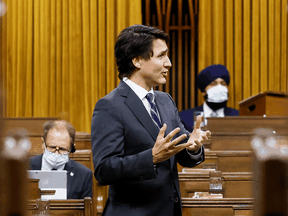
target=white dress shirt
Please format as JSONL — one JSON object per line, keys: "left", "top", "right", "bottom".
{"left": 203, "top": 102, "right": 225, "bottom": 118}
{"left": 123, "top": 77, "right": 162, "bottom": 123}
{"left": 203, "top": 101, "right": 224, "bottom": 125}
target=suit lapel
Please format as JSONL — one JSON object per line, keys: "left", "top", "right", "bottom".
{"left": 64, "top": 159, "right": 74, "bottom": 199}
{"left": 119, "top": 81, "right": 159, "bottom": 141}
{"left": 154, "top": 92, "right": 170, "bottom": 136}
{"left": 30, "top": 154, "right": 43, "bottom": 170}
{"left": 154, "top": 92, "right": 175, "bottom": 169}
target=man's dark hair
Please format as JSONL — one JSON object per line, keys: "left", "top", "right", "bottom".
{"left": 42, "top": 120, "right": 76, "bottom": 151}
{"left": 115, "top": 25, "right": 169, "bottom": 79}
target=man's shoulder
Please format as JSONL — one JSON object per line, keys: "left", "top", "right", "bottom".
{"left": 154, "top": 90, "right": 171, "bottom": 100}
{"left": 29, "top": 154, "right": 43, "bottom": 170}
{"left": 68, "top": 159, "right": 92, "bottom": 174}
{"left": 96, "top": 81, "right": 127, "bottom": 104}
{"left": 30, "top": 154, "right": 43, "bottom": 164}
{"left": 179, "top": 105, "right": 204, "bottom": 115}
{"left": 225, "top": 107, "right": 239, "bottom": 116}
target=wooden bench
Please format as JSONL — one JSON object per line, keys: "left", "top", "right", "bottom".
{"left": 27, "top": 198, "right": 93, "bottom": 216}
{"left": 182, "top": 198, "right": 254, "bottom": 216}
{"left": 179, "top": 172, "right": 253, "bottom": 198}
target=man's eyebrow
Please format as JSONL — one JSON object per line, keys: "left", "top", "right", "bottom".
{"left": 158, "top": 48, "right": 169, "bottom": 55}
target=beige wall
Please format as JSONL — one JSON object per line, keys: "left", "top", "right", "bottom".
{"left": 1, "top": 0, "right": 142, "bottom": 132}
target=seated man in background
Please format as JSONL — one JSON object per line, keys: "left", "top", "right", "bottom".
{"left": 179, "top": 64, "right": 239, "bottom": 132}
{"left": 30, "top": 120, "right": 92, "bottom": 199}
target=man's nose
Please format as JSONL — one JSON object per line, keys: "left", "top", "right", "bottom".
{"left": 54, "top": 151, "right": 60, "bottom": 155}
{"left": 164, "top": 57, "right": 172, "bottom": 68}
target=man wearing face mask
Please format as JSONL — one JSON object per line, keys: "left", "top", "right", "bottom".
{"left": 179, "top": 64, "right": 239, "bottom": 132}
{"left": 29, "top": 120, "right": 92, "bottom": 199}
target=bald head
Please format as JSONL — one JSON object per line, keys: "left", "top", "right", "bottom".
{"left": 42, "top": 120, "right": 75, "bottom": 149}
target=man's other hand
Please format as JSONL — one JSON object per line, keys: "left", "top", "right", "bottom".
{"left": 152, "top": 124, "right": 192, "bottom": 164}
{"left": 186, "top": 115, "right": 211, "bottom": 152}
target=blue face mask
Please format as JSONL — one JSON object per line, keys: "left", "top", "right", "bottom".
{"left": 43, "top": 146, "right": 69, "bottom": 170}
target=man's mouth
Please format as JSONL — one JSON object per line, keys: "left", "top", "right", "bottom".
{"left": 162, "top": 71, "right": 168, "bottom": 76}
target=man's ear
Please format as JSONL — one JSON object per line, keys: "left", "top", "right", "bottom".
{"left": 41, "top": 137, "right": 45, "bottom": 151}
{"left": 132, "top": 57, "right": 141, "bottom": 69}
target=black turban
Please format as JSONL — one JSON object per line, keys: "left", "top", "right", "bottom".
{"left": 197, "top": 64, "right": 230, "bottom": 92}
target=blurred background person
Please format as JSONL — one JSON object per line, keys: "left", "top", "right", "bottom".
{"left": 29, "top": 120, "right": 92, "bottom": 199}
{"left": 179, "top": 64, "right": 239, "bottom": 132}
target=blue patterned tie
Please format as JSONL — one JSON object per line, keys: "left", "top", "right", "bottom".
{"left": 146, "top": 93, "right": 162, "bottom": 130}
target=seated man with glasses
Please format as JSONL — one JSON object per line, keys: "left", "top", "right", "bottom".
{"left": 30, "top": 120, "right": 92, "bottom": 199}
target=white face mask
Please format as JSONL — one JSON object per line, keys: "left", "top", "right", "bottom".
{"left": 43, "top": 146, "right": 69, "bottom": 170}
{"left": 206, "top": 84, "right": 228, "bottom": 103}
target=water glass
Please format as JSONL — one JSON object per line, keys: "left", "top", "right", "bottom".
{"left": 208, "top": 171, "right": 223, "bottom": 194}
{"left": 36, "top": 198, "right": 50, "bottom": 216}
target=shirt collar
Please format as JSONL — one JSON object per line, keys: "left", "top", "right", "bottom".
{"left": 203, "top": 101, "right": 225, "bottom": 117}
{"left": 123, "top": 77, "right": 154, "bottom": 100}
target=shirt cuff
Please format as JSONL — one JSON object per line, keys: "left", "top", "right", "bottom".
{"left": 186, "top": 147, "right": 202, "bottom": 160}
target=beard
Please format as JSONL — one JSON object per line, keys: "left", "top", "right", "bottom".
{"left": 204, "top": 94, "right": 228, "bottom": 111}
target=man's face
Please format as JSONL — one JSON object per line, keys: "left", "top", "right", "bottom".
{"left": 136, "top": 39, "right": 172, "bottom": 91}
{"left": 202, "top": 78, "right": 227, "bottom": 96}
{"left": 43, "top": 129, "right": 71, "bottom": 155}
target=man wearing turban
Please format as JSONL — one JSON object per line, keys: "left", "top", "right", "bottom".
{"left": 179, "top": 64, "right": 239, "bottom": 132}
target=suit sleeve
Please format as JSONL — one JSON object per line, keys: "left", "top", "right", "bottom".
{"left": 165, "top": 93, "right": 205, "bottom": 167}
{"left": 91, "top": 98, "right": 157, "bottom": 186}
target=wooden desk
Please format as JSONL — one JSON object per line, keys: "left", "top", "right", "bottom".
{"left": 239, "top": 91, "right": 288, "bottom": 116}
{"left": 178, "top": 150, "right": 254, "bottom": 172}
{"left": 182, "top": 198, "right": 254, "bottom": 216}
{"left": 179, "top": 172, "right": 253, "bottom": 198}
{"left": 27, "top": 198, "right": 93, "bottom": 216}
{"left": 28, "top": 179, "right": 40, "bottom": 200}
{"left": 210, "top": 132, "right": 288, "bottom": 150}
{"left": 207, "top": 116, "right": 288, "bottom": 134}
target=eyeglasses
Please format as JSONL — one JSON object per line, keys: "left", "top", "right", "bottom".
{"left": 46, "top": 145, "right": 70, "bottom": 155}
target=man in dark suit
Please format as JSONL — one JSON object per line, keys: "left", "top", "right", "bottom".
{"left": 179, "top": 64, "right": 239, "bottom": 132}
{"left": 30, "top": 120, "right": 92, "bottom": 199}
{"left": 91, "top": 25, "right": 210, "bottom": 216}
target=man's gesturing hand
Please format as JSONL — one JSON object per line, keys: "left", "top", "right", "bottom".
{"left": 152, "top": 124, "right": 192, "bottom": 164}
{"left": 186, "top": 115, "right": 211, "bottom": 152}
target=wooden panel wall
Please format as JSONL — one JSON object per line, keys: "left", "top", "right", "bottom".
{"left": 1, "top": 0, "right": 142, "bottom": 132}
{"left": 143, "top": 0, "right": 198, "bottom": 110}
{"left": 198, "top": 0, "right": 288, "bottom": 109}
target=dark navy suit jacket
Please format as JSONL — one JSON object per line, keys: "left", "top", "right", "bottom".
{"left": 179, "top": 105, "right": 239, "bottom": 132}
{"left": 91, "top": 80, "right": 205, "bottom": 216}
{"left": 30, "top": 154, "right": 92, "bottom": 199}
